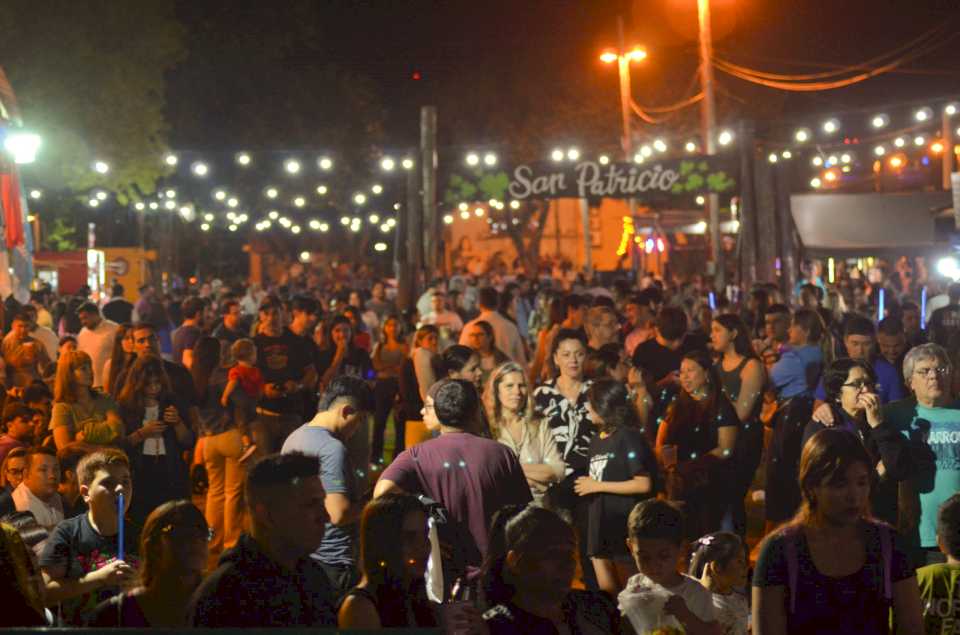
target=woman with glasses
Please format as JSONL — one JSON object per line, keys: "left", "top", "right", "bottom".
{"left": 803, "top": 358, "right": 915, "bottom": 528}
{"left": 0, "top": 447, "right": 27, "bottom": 493}
{"left": 87, "top": 500, "right": 210, "bottom": 627}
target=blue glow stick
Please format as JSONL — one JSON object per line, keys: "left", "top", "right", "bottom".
{"left": 117, "top": 491, "right": 125, "bottom": 561}
{"left": 708, "top": 291, "right": 716, "bottom": 311}
{"left": 877, "top": 288, "right": 885, "bottom": 322}
{"left": 921, "top": 286, "right": 927, "bottom": 330}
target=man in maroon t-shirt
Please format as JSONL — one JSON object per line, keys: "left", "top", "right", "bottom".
{"left": 375, "top": 379, "right": 531, "bottom": 582}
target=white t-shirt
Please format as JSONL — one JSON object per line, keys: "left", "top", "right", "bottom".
{"left": 77, "top": 319, "right": 119, "bottom": 388}
{"left": 712, "top": 591, "right": 749, "bottom": 635}
{"left": 619, "top": 573, "right": 716, "bottom": 633}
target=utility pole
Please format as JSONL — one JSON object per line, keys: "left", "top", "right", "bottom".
{"left": 697, "top": 0, "right": 723, "bottom": 288}
{"left": 943, "top": 108, "right": 954, "bottom": 191}
{"left": 615, "top": 16, "right": 640, "bottom": 276}
{"left": 421, "top": 106, "right": 438, "bottom": 277}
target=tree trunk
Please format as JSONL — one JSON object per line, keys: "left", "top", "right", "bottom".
{"left": 506, "top": 199, "right": 550, "bottom": 276}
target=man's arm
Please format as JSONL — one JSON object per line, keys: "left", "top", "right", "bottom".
{"left": 373, "top": 477, "right": 405, "bottom": 498}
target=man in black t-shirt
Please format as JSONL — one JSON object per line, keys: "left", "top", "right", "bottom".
{"left": 40, "top": 449, "right": 137, "bottom": 625}
{"left": 254, "top": 298, "right": 316, "bottom": 420}
{"left": 632, "top": 307, "right": 688, "bottom": 386}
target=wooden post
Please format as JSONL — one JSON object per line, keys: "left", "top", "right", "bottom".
{"left": 737, "top": 120, "right": 758, "bottom": 289}
{"left": 421, "top": 107, "right": 438, "bottom": 276}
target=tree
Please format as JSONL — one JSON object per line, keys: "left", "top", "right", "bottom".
{"left": 0, "top": 1, "right": 187, "bottom": 204}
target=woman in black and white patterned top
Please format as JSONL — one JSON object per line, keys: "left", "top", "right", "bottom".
{"left": 532, "top": 329, "right": 596, "bottom": 500}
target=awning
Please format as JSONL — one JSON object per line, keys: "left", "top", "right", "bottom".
{"left": 791, "top": 191, "right": 952, "bottom": 256}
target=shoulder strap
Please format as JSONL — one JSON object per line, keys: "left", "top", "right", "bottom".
{"left": 781, "top": 525, "right": 801, "bottom": 614}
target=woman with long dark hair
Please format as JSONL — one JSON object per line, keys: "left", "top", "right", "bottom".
{"left": 117, "top": 355, "right": 193, "bottom": 525}
{"left": 711, "top": 314, "right": 765, "bottom": 537}
{"left": 441, "top": 344, "right": 483, "bottom": 391}
{"left": 482, "top": 505, "right": 620, "bottom": 634}
{"left": 87, "top": 500, "right": 209, "bottom": 627}
{"left": 337, "top": 494, "right": 436, "bottom": 629}
{"left": 752, "top": 428, "right": 922, "bottom": 634}
{"left": 317, "top": 314, "right": 374, "bottom": 391}
{"left": 370, "top": 316, "right": 409, "bottom": 466}
{"left": 656, "top": 349, "right": 740, "bottom": 538}
{"left": 103, "top": 323, "right": 135, "bottom": 398}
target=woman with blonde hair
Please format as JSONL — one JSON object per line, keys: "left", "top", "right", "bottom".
{"left": 485, "top": 361, "right": 564, "bottom": 505}
{"left": 50, "top": 350, "right": 124, "bottom": 450}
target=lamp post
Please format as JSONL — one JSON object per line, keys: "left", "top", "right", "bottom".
{"left": 697, "top": 0, "right": 723, "bottom": 288}
{"left": 601, "top": 17, "right": 646, "bottom": 276}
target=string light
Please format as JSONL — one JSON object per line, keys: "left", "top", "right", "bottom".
{"left": 354, "top": 193, "right": 367, "bottom": 205}
{"left": 381, "top": 157, "right": 395, "bottom": 171}
{"left": 318, "top": 157, "right": 334, "bottom": 171}
{"left": 795, "top": 128, "right": 811, "bottom": 143}
{"left": 871, "top": 114, "right": 889, "bottom": 129}
{"left": 444, "top": 214, "right": 454, "bottom": 224}
{"left": 465, "top": 153, "right": 480, "bottom": 167}
{"left": 316, "top": 185, "right": 328, "bottom": 196}
{"left": 201, "top": 223, "right": 210, "bottom": 231}
{"left": 894, "top": 137, "right": 906, "bottom": 148}
{"left": 401, "top": 158, "right": 414, "bottom": 170}
{"left": 510, "top": 200, "right": 520, "bottom": 210}
{"left": 203, "top": 213, "right": 215, "bottom": 222}
{"left": 567, "top": 147, "right": 581, "bottom": 161}
{"left": 822, "top": 118, "right": 840, "bottom": 134}
{"left": 227, "top": 197, "right": 239, "bottom": 208}
{"left": 811, "top": 156, "right": 823, "bottom": 166}
{"left": 653, "top": 139, "right": 668, "bottom": 153}
{"left": 550, "top": 149, "right": 564, "bottom": 162}
{"left": 915, "top": 107, "right": 933, "bottom": 122}
{"left": 191, "top": 162, "right": 209, "bottom": 177}
{"left": 268, "top": 210, "right": 279, "bottom": 220}
{"left": 309, "top": 219, "right": 321, "bottom": 230}
{"left": 685, "top": 140, "right": 698, "bottom": 153}
{"left": 265, "top": 187, "right": 278, "bottom": 199}
{"left": 293, "top": 196, "right": 306, "bottom": 207}
{"left": 718, "top": 129, "right": 734, "bottom": 146}
{"left": 236, "top": 152, "right": 251, "bottom": 166}
{"left": 291, "top": 225, "right": 301, "bottom": 234}
{"left": 213, "top": 189, "right": 227, "bottom": 201}
{"left": 598, "top": 154, "right": 610, "bottom": 165}
{"left": 284, "top": 159, "right": 301, "bottom": 174}
{"left": 371, "top": 184, "right": 383, "bottom": 195}
{"left": 164, "top": 154, "right": 178, "bottom": 166}
{"left": 374, "top": 242, "right": 388, "bottom": 252}
{"left": 483, "top": 152, "right": 498, "bottom": 166}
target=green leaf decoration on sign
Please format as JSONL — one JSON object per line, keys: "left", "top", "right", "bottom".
{"left": 684, "top": 173, "right": 705, "bottom": 191}
{"left": 477, "top": 172, "right": 510, "bottom": 199}
{"left": 706, "top": 171, "right": 736, "bottom": 193}
{"left": 679, "top": 161, "right": 695, "bottom": 176}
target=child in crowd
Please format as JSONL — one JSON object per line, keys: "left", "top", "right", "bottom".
{"left": 688, "top": 532, "right": 749, "bottom": 635}
{"left": 919, "top": 493, "right": 960, "bottom": 634}
{"left": 619, "top": 499, "right": 719, "bottom": 635}
{"left": 575, "top": 378, "right": 658, "bottom": 595}
{"left": 220, "top": 339, "right": 263, "bottom": 459}
{"left": 39, "top": 448, "right": 138, "bottom": 625}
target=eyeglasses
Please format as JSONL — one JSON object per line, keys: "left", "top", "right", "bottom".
{"left": 842, "top": 380, "right": 875, "bottom": 391}
{"left": 913, "top": 367, "right": 950, "bottom": 378}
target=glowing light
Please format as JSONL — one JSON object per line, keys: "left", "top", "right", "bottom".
{"left": 380, "top": 223, "right": 390, "bottom": 233}
{"left": 300, "top": 251, "right": 310, "bottom": 262}
{"left": 381, "top": 157, "right": 395, "bottom": 171}
{"left": 88, "top": 199, "right": 100, "bottom": 208}
{"left": 265, "top": 187, "right": 278, "bottom": 199}
{"left": 889, "top": 156, "right": 904, "bottom": 168}
{"left": 319, "top": 223, "right": 329, "bottom": 232}
{"left": 947, "top": 104, "right": 958, "bottom": 116}
{"left": 371, "top": 184, "right": 383, "bottom": 195}
{"left": 214, "top": 189, "right": 227, "bottom": 201}
{"left": 915, "top": 107, "right": 933, "bottom": 122}
{"left": 164, "top": 188, "right": 176, "bottom": 199}
{"left": 483, "top": 152, "right": 497, "bottom": 166}
{"left": 781, "top": 150, "right": 792, "bottom": 159}
{"left": 279, "top": 217, "right": 292, "bottom": 228}
{"left": 718, "top": 129, "right": 734, "bottom": 146}
{"left": 932, "top": 141, "right": 945, "bottom": 154}
{"left": 228, "top": 224, "right": 238, "bottom": 232}
{"left": 685, "top": 141, "right": 698, "bottom": 153}
{"left": 465, "top": 153, "right": 480, "bottom": 166}
{"left": 135, "top": 202, "right": 145, "bottom": 211}
{"left": 164, "top": 200, "right": 176, "bottom": 210}
{"left": 191, "top": 162, "right": 209, "bottom": 177}
{"left": 510, "top": 200, "right": 520, "bottom": 210}
{"left": 598, "top": 154, "right": 610, "bottom": 165}
{"left": 794, "top": 128, "right": 811, "bottom": 143}
{"left": 316, "top": 185, "right": 328, "bottom": 196}
{"left": 567, "top": 147, "right": 580, "bottom": 161}
{"left": 633, "top": 153, "right": 644, "bottom": 164}
{"left": 227, "top": 197, "right": 239, "bottom": 208}
{"left": 201, "top": 223, "right": 210, "bottom": 231}
{"left": 768, "top": 153, "right": 778, "bottom": 163}
{"left": 164, "top": 153, "right": 178, "bottom": 166}
{"left": 443, "top": 214, "right": 454, "bottom": 224}
{"left": 822, "top": 118, "right": 839, "bottom": 134}
{"left": 318, "top": 157, "right": 333, "bottom": 171}
{"left": 369, "top": 213, "right": 380, "bottom": 224}
{"left": 600, "top": 50, "right": 618, "bottom": 64}
{"left": 914, "top": 135, "right": 926, "bottom": 146}
{"left": 236, "top": 152, "right": 251, "bottom": 166}
{"left": 29, "top": 189, "right": 41, "bottom": 200}
{"left": 284, "top": 158, "right": 301, "bottom": 174}
{"left": 374, "top": 242, "right": 388, "bottom": 252}
{"left": 204, "top": 213, "right": 215, "bottom": 222}
{"left": 4, "top": 132, "right": 41, "bottom": 164}
{"left": 474, "top": 207, "right": 484, "bottom": 217}
{"left": 874, "top": 145, "right": 886, "bottom": 156}
{"left": 353, "top": 193, "right": 367, "bottom": 205}
{"left": 293, "top": 196, "right": 306, "bottom": 207}
{"left": 401, "top": 158, "right": 414, "bottom": 170}
{"left": 840, "top": 153, "right": 852, "bottom": 164}
{"left": 149, "top": 202, "right": 159, "bottom": 210}
{"left": 460, "top": 210, "right": 470, "bottom": 220}
{"left": 93, "top": 160, "right": 110, "bottom": 174}
{"left": 871, "top": 114, "right": 888, "bottom": 129}
{"left": 653, "top": 139, "right": 667, "bottom": 153}
{"left": 810, "top": 177, "right": 822, "bottom": 188}
{"left": 96, "top": 191, "right": 108, "bottom": 201}
{"left": 695, "top": 195, "right": 706, "bottom": 205}
{"left": 291, "top": 225, "right": 301, "bottom": 234}
{"left": 640, "top": 145, "right": 653, "bottom": 158}
{"left": 268, "top": 210, "right": 279, "bottom": 220}
{"left": 826, "top": 155, "right": 838, "bottom": 167}
{"left": 340, "top": 216, "right": 350, "bottom": 225}
{"left": 824, "top": 169, "right": 838, "bottom": 182}
{"left": 550, "top": 148, "right": 564, "bottom": 162}
{"left": 811, "top": 156, "right": 823, "bottom": 166}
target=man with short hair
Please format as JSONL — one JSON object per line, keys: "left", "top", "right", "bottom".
{"left": 375, "top": 379, "right": 531, "bottom": 587}
{"left": 76, "top": 302, "right": 119, "bottom": 388}
{"left": 0, "top": 446, "right": 64, "bottom": 530}
{"left": 212, "top": 299, "right": 246, "bottom": 360}
{"left": 188, "top": 452, "right": 337, "bottom": 627}
{"left": 421, "top": 290, "right": 464, "bottom": 349}
{"left": 19, "top": 304, "right": 59, "bottom": 360}
{"left": 878, "top": 316, "right": 908, "bottom": 394}
{"left": 172, "top": 297, "right": 206, "bottom": 368}
{"left": 281, "top": 376, "right": 375, "bottom": 596}
{"left": 585, "top": 305, "right": 620, "bottom": 351}
{"left": 0, "top": 403, "right": 35, "bottom": 466}
{"left": 754, "top": 303, "right": 791, "bottom": 367}
{"left": 119, "top": 323, "right": 200, "bottom": 427}
{"left": 2, "top": 311, "right": 52, "bottom": 389}
{"left": 39, "top": 448, "right": 136, "bottom": 624}
{"left": 102, "top": 284, "right": 133, "bottom": 325}
{"left": 901, "top": 300, "right": 926, "bottom": 349}
{"left": 631, "top": 307, "right": 688, "bottom": 385}
{"left": 459, "top": 287, "right": 527, "bottom": 365}
{"left": 623, "top": 294, "right": 655, "bottom": 356}
{"left": 365, "top": 280, "right": 395, "bottom": 320}
{"left": 254, "top": 298, "right": 317, "bottom": 421}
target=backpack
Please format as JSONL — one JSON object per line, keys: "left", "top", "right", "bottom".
{"left": 781, "top": 521, "right": 893, "bottom": 613}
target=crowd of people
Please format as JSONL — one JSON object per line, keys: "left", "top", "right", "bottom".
{"left": 0, "top": 263, "right": 959, "bottom": 633}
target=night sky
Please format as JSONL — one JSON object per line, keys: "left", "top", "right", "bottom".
{"left": 166, "top": 0, "right": 960, "bottom": 154}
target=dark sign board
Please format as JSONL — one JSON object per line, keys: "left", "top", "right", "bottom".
{"left": 507, "top": 157, "right": 738, "bottom": 203}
